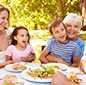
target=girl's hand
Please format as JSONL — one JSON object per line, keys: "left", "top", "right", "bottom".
{"left": 21, "top": 57, "right": 27, "bottom": 62}
{"left": 21, "top": 53, "right": 35, "bottom": 62}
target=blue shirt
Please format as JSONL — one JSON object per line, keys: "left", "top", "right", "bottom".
{"left": 74, "top": 38, "right": 85, "bottom": 58}
{"left": 46, "top": 37, "right": 80, "bottom": 63}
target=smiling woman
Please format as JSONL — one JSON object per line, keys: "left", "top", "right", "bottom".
{"left": 51, "top": 13, "right": 85, "bottom": 85}
{"left": 0, "top": 5, "right": 13, "bottom": 68}
{"left": 0, "top": 6, "right": 10, "bottom": 51}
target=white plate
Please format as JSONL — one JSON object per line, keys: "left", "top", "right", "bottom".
{"left": 21, "top": 70, "right": 51, "bottom": 83}
{"left": 2, "top": 75, "right": 26, "bottom": 85}
{"left": 5, "top": 63, "right": 27, "bottom": 73}
{"left": 77, "top": 74, "right": 86, "bottom": 81}
{"left": 43, "top": 63, "right": 69, "bottom": 71}
{"left": 67, "top": 67, "right": 81, "bottom": 74}
{"left": 25, "top": 63, "right": 41, "bottom": 68}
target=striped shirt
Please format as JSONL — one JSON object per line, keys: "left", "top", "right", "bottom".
{"left": 46, "top": 37, "right": 80, "bottom": 63}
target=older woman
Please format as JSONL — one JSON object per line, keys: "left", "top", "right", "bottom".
{"left": 40, "top": 13, "right": 84, "bottom": 67}
{"left": 51, "top": 13, "right": 85, "bottom": 85}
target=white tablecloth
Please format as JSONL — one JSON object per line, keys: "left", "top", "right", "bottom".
{"left": 0, "top": 63, "right": 86, "bottom": 85}
{"left": 0, "top": 64, "right": 51, "bottom": 85}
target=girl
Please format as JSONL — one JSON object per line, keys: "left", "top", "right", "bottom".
{"left": 5, "top": 26, "right": 35, "bottom": 63}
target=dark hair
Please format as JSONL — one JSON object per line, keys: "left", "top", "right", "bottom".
{"left": 48, "top": 17, "right": 66, "bottom": 34}
{"left": 0, "top": 7, "right": 10, "bottom": 29}
{"left": 11, "top": 26, "right": 30, "bottom": 45}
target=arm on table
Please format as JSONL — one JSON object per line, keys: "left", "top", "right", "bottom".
{"left": 71, "top": 56, "right": 80, "bottom": 67}
{"left": 46, "top": 54, "right": 69, "bottom": 65}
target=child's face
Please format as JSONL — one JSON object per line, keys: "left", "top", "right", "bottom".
{"left": 52, "top": 23, "right": 67, "bottom": 43}
{"left": 14, "top": 29, "right": 29, "bottom": 48}
{"left": 0, "top": 10, "right": 9, "bottom": 28}
{"left": 65, "top": 21, "right": 79, "bottom": 40}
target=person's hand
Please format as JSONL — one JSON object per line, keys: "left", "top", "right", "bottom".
{"left": 6, "top": 60, "right": 14, "bottom": 65}
{"left": 21, "top": 55, "right": 35, "bottom": 62}
{"left": 39, "top": 57, "right": 48, "bottom": 64}
{"left": 21, "top": 57, "right": 27, "bottom": 62}
{"left": 56, "top": 57, "right": 69, "bottom": 66}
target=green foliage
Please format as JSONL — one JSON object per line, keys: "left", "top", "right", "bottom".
{"left": 0, "top": 0, "right": 80, "bottom": 29}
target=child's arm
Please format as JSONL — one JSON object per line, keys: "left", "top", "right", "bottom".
{"left": 46, "top": 54, "right": 69, "bottom": 65}
{"left": 21, "top": 53, "right": 35, "bottom": 62}
{"left": 39, "top": 47, "right": 49, "bottom": 64}
{"left": 71, "top": 56, "right": 80, "bottom": 67}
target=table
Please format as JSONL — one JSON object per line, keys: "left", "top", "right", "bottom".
{"left": 0, "top": 63, "right": 51, "bottom": 85}
{"left": 0, "top": 63, "right": 86, "bottom": 85}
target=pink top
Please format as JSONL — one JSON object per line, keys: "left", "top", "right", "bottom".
{"left": 5, "top": 44, "right": 35, "bottom": 62}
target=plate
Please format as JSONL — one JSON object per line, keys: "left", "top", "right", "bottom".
{"left": 77, "top": 74, "right": 86, "bottom": 81}
{"left": 5, "top": 63, "right": 27, "bottom": 72}
{"left": 43, "top": 63, "right": 69, "bottom": 71}
{"left": 21, "top": 70, "right": 51, "bottom": 83}
{"left": 25, "top": 63, "right": 41, "bottom": 68}
{"left": 67, "top": 67, "right": 81, "bottom": 74}
{"left": 1, "top": 74, "right": 25, "bottom": 85}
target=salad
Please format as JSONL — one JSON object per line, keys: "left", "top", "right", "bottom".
{"left": 27, "top": 65, "right": 58, "bottom": 79}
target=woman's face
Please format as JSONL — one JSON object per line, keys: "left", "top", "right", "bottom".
{"left": 0, "top": 10, "right": 9, "bottom": 28}
{"left": 65, "top": 21, "right": 79, "bottom": 40}
{"left": 14, "top": 29, "right": 29, "bottom": 48}
{"left": 52, "top": 23, "right": 67, "bottom": 43}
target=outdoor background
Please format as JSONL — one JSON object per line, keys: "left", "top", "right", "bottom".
{"left": 0, "top": 0, "right": 86, "bottom": 63}
{"left": 0, "top": 0, "right": 81, "bottom": 29}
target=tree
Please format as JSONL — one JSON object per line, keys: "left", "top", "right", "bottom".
{"left": 0, "top": 0, "right": 80, "bottom": 29}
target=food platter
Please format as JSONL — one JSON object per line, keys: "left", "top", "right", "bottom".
{"left": 5, "top": 63, "right": 27, "bottom": 72}
{"left": 21, "top": 63, "right": 68, "bottom": 83}
{"left": 21, "top": 69, "right": 52, "bottom": 83}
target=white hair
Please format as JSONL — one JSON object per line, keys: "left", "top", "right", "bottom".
{"left": 63, "top": 13, "right": 82, "bottom": 31}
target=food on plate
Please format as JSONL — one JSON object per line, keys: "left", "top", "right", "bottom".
{"left": 2, "top": 75, "right": 24, "bottom": 85}
{"left": 12, "top": 63, "right": 27, "bottom": 71}
{"left": 44, "top": 63, "right": 68, "bottom": 71}
{"left": 27, "top": 65, "right": 57, "bottom": 79}
{"left": 67, "top": 72, "right": 81, "bottom": 84}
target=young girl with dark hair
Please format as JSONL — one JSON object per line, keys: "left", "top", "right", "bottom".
{"left": 5, "top": 26, "right": 35, "bottom": 63}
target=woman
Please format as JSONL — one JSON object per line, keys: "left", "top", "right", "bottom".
{"left": 51, "top": 13, "right": 84, "bottom": 85}
{"left": 40, "top": 13, "right": 84, "bottom": 67}
{"left": 0, "top": 5, "right": 12, "bottom": 68}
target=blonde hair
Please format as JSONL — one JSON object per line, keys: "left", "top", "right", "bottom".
{"left": 63, "top": 13, "right": 82, "bottom": 32}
